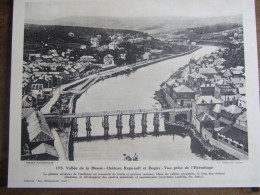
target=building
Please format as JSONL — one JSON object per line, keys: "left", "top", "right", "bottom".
{"left": 143, "top": 52, "right": 151, "bottom": 60}
{"left": 218, "top": 105, "right": 243, "bottom": 125}
{"left": 238, "top": 96, "right": 246, "bottom": 109}
{"left": 109, "top": 42, "right": 117, "bottom": 50}
{"left": 199, "top": 68, "right": 217, "bottom": 79}
{"left": 192, "top": 96, "right": 222, "bottom": 126}
{"left": 231, "top": 77, "right": 245, "bottom": 88}
{"left": 103, "top": 54, "right": 114, "bottom": 65}
{"left": 21, "top": 107, "right": 57, "bottom": 161}
{"left": 80, "top": 45, "right": 87, "bottom": 50}
{"left": 235, "top": 111, "right": 247, "bottom": 128}
{"left": 220, "top": 94, "right": 237, "bottom": 107}
{"left": 200, "top": 83, "right": 215, "bottom": 96}
{"left": 31, "top": 84, "right": 44, "bottom": 97}
{"left": 188, "top": 57, "right": 196, "bottom": 74}
{"left": 150, "top": 49, "right": 163, "bottom": 58}
{"left": 27, "top": 143, "right": 59, "bottom": 161}
{"left": 195, "top": 112, "right": 216, "bottom": 135}
{"left": 171, "top": 85, "right": 195, "bottom": 107}
{"left": 28, "top": 54, "right": 41, "bottom": 61}
{"left": 188, "top": 72, "right": 207, "bottom": 88}
{"left": 80, "top": 55, "right": 96, "bottom": 62}
{"left": 91, "top": 37, "right": 99, "bottom": 47}
{"left": 214, "top": 81, "right": 234, "bottom": 98}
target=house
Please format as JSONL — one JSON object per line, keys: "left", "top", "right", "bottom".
{"left": 188, "top": 72, "right": 207, "bottom": 89}
{"left": 238, "top": 96, "right": 246, "bottom": 109}
{"left": 69, "top": 68, "right": 79, "bottom": 78}
{"left": 103, "top": 54, "right": 114, "bottom": 65}
{"left": 212, "top": 104, "right": 222, "bottom": 119}
{"left": 68, "top": 32, "right": 74, "bottom": 37}
{"left": 43, "top": 88, "right": 53, "bottom": 98}
{"left": 143, "top": 52, "right": 151, "bottom": 60}
{"left": 150, "top": 49, "right": 163, "bottom": 58}
{"left": 231, "top": 77, "right": 245, "bottom": 87}
{"left": 27, "top": 143, "right": 59, "bottom": 161}
{"left": 222, "top": 70, "right": 232, "bottom": 78}
{"left": 231, "top": 70, "right": 244, "bottom": 78}
{"left": 200, "top": 83, "right": 215, "bottom": 96}
{"left": 91, "top": 37, "right": 99, "bottom": 47}
{"left": 195, "top": 112, "right": 216, "bottom": 135}
{"left": 238, "top": 87, "right": 246, "bottom": 95}
{"left": 60, "top": 70, "right": 70, "bottom": 82}
{"left": 213, "top": 58, "right": 226, "bottom": 66}
{"left": 109, "top": 42, "right": 117, "bottom": 50}
{"left": 22, "top": 110, "right": 55, "bottom": 151}
{"left": 28, "top": 54, "right": 41, "bottom": 61}
{"left": 188, "top": 57, "right": 197, "bottom": 74}
{"left": 31, "top": 84, "right": 44, "bottom": 97}
{"left": 171, "top": 85, "right": 195, "bottom": 107}
{"left": 214, "top": 74, "right": 223, "bottom": 82}
{"left": 235, "top": 111, "right": 247, "bottom": 128}
{"left": 34, "top": 75, "right": 53, "bottom": 88}
{"left": 199, "top": 68, "right": 217, "bottom": 79}
{"left": 219, "top": 105, "right": 243, "bottom": 124}
{"left": 80, "top": 55, "right": 96, "bottom": 62}
{"left": 80, "top": 45, "right": 87, "bottom": 50}
{"left": 191, "top": 42, "right": 197, "bottom": 46}
{"left": 214, "top": 80, "right": 234, "bottom": 98}
{"left": 215, "top": 65, "right": 225, "bottom": 72}
{"left": 220, "top": 94, "right": 237, "bottom": 106}
{"left": 192, "top": 96, "right": 222, "bottom": 126}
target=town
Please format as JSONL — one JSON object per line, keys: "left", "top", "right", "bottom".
{"left": 20, "top": 22, "right": 247, "bottom": 160}
{"left": 161, "top": 26, "right": 247, "bottom": 159}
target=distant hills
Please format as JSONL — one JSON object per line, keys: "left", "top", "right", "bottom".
{"left": 26, "top": 15, "right": 243, "bottom": 36}
{"left": 23, "top": 24, "right": 145, "bottom": 52}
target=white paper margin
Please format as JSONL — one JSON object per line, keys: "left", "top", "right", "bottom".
{"left": 8, "top": 0, "right": 260, "bottom": 188}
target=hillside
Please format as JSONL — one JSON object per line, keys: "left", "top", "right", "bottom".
{"left": 24, "top": 24, "right": 145, "bottom": 52}
{"left": 26, "top": 15, "right": 243, "bottom": 37}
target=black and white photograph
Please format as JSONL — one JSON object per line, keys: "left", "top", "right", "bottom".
{"left": 20, "top": 0, "right": 248, "bottom": 162}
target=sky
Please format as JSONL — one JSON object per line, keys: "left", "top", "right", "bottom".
{"left": 25, "top": 0, "right": 243, "bottom": 21}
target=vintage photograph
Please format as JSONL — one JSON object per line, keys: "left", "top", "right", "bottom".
{"left": 21, "top": 0, "right": 248, "bottom": 161}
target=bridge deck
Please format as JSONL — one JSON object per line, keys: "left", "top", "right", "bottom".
{"left": 44, "top": 108, "right": 191, "bottom": 118}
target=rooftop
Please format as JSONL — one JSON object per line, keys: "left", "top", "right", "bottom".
{"left": 236, "top": 111, "right": 247, "bottom": 122}
{"left": 26, "top": 111, "right": 54, "bottom": 143}
{"left": 213, "top": 104, "right": 222, "bottom": 113}
{"left": 224, "top": 105, "right": 242, "bottom": 115}
{"left": 199, "top": 68, "right": 217, "bottom": 75}
{"left": 31, "top": 143, "right": 59, "bottom": 158}
{"left": 189, "top": 72, "right": 207, "bottom": 79}
{"left": 196, "top": 96, "right": 222, "bottom": 105}
{"left": 173, "top": 84, "right": 195, "bottom": 93}
{"left": 196, "top": 112, "right": 216, "bottom": 122}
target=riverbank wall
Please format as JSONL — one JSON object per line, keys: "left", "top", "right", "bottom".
{"left": 69, "top": 46, "right": 202, "bottom": 114}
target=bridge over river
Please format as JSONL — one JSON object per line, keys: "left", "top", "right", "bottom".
{"left": 45, "top": 107, "right": 192, "bottom": 141}
{"left": 45, "top": 107, "right": 192, "bottom": 161}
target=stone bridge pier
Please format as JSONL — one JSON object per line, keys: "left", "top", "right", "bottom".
{"left": 86, "top": 116, "right": 92, "bottom": 141}
{"left": 129, "top": 114, "right": 135, "bottom": 137}
{"left": 102, "top": 116, "right": 109, "bottom": 139}
{"left": 153, "top": 112, "right": 160, "bottom": 135}
{"left": 116, "top": 114, "right": 123, "bottom": 139}
{"left": 141, "top": 113, "right": 147, "bottom": 135}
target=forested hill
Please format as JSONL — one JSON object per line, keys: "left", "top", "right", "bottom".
{"left": 24, "top": 24, "right": 146, "bottom": 51}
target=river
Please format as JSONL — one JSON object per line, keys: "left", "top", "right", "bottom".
{"left": 73, "top": 46, "right": 221, "bottom": 161}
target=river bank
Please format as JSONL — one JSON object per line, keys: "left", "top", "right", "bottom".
{"left": 65, "top": 46, "right": 202, "bottom": 115}
{"left": 49, "top": 45, "right": 224, "bottom": 161}
{"left": 72, "top": 45, "right": 237, "bottom": 161}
